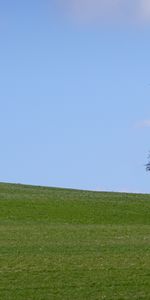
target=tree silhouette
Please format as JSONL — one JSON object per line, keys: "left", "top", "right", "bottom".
{"left": 146, "top": 152, "right": 150, "bottom": 171}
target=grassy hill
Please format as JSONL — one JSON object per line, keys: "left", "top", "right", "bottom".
{"left": 0, "top": 183, "right": 150, "bottom": 299}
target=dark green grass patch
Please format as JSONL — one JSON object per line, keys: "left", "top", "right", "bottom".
{"left": 0, "top": 183, "right": 150, "bottom": 299}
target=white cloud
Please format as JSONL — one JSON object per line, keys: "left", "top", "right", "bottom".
{"left": 139, "top": 0, "right": 150, "bottom": 21}
{"left": 57, "top": 0, "right": 150, "bottom": 25}
{"left": 136, "top": 120, "right": 150, "bottom": 128}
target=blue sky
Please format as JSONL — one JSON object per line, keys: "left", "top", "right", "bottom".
{"left": 1, "top": 0, "right": 150, "bottom": 193}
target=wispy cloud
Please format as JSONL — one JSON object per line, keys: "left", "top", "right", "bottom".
{"left": 136, "top": 120, "right": 150, "bottom": 128}
{"left": 57, "top": 0, "right": 150, "bottom": 25}
{"left": 139, "top": 0, "right": 150, "bottom": 21}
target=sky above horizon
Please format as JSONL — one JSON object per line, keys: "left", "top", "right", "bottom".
{"left": 1, "top": 0, "right": 150, "bottom": 193}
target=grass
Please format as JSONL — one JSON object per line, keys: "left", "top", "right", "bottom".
{"left": 0, "top": 183, "right": 150, "bottom": 299}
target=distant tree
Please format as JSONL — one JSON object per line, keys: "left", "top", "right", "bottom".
{"left": 146, "top": 152, "right": 150, "bottom": 171}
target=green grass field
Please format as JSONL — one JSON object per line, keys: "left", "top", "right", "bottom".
{"left": 0, "top": 183, "right": 150, "bottom": 299}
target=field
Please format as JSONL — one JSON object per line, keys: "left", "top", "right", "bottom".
{"left": 0, "top": 183, "right": 150, "bottom": 299}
